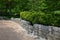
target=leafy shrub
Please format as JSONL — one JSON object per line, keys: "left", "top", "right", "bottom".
{"left": 20, "top": 11, "right": 60, "bottom": 27}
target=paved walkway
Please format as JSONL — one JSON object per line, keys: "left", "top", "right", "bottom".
{"left": 0, "top": 20, "right": 35, "bottom": 40}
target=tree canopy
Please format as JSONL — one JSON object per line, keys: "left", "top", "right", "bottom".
{"left": 0, "top": 0, "right": 60, "bottom": 26}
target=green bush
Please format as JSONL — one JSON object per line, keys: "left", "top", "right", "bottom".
{"left": 20, "top": 11, "right": 60, "bottom": 27}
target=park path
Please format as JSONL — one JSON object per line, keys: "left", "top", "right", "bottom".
{"left": 0, "top": 20, "right": 35, "bottom": 40}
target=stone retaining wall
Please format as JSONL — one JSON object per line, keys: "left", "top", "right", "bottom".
{"left": 11, "top": 18, "right": 60, "bottom": 40}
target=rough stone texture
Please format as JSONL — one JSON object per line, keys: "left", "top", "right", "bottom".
{"left": 11, "top": 18, "right": 60, "bottom": 40}
{"left": 33, "top": 24, "right": 60, "bottom": 40}
{"left": 0, "top": 20, "right": 35, "bottom": 40}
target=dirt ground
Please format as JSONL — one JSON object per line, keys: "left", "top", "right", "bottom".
{"left": 0, "top": 20, "right": 35, "bottom": 40}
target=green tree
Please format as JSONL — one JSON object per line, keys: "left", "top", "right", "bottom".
{"left": 20, "top": 0, "right": 60, "bottom": 27}
{"left": 0, "top": 0, "right": 29, "bottom": 17}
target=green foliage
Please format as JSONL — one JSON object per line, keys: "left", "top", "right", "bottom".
{"left": 20, "top": 11, "right": 60, "bottom": 27}
{"left": 20, "top": 0, "right": 60, "bottom": 27}
{"left": 0, "top": 0, "right": 60, "bottom": 26}
{"left": 0, "top": 0, "right": 28, "bottom": 17}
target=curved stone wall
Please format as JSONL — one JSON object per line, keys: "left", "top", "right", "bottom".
{"left": 11, "top": 18, "right": 60, "bottom": 40}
